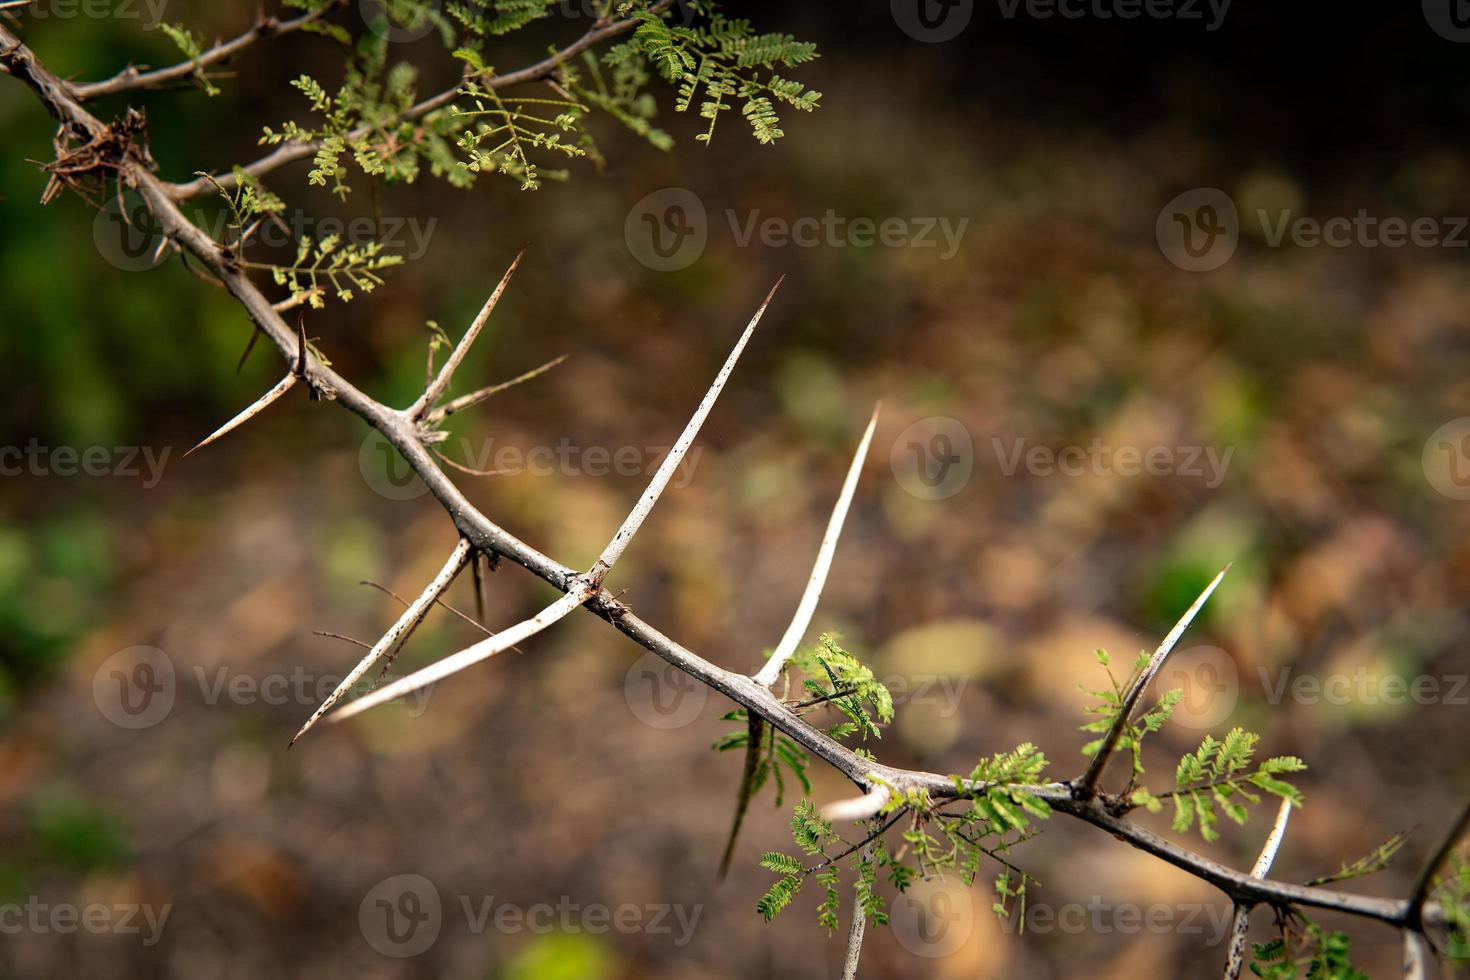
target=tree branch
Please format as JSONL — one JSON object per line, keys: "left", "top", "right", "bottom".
{"left": 162, "top": 4, "right": 668, "bottom": 202}
{"left": 71, "top": 0, "right": 348, "bottom": 101}
{"left": 0, "top": 24, "right": 1450, "bottom": 954}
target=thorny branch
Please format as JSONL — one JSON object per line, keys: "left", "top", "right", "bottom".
{"left": 162, "top": 1, "right": 674, "bottom": 202}
{"left": 1, "top": 19, "right": 1463, "bottom": 976}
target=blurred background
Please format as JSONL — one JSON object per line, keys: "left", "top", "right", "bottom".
{"left": 2, "top": 1, "right": 1469, "bottom": 976}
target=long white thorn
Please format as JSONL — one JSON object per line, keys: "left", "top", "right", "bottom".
{"left": 184, "top": 372, "right": 297, "bottom": 457}
{"left": 753, "top": 404, "right": 880, "bottom": 688}
{"left": 324, "top": 587, "right": 588, "bottom": 726}
{"left": 822, "top": 783, "right": 890, "bottom": 823}
{"left": 410, "top": 246, "right": 525, "bottom": 418}
{"left": 1402, "top": 930, "right": 1429, "bottom": 980}
{"left": 1222, "top": 797, "right": 1293, "bottom": 980}
{"left": 587, "top": 278, "right": 783, "bottom": 585}
{"left": 1250, "top": 796, "right": 1293, "bottom": 877}
{"left": 291, "top": 538, "right": 472, "bottom": 745}
{"left": 1077, "top": 562, "right": 1231, "bottom": 796}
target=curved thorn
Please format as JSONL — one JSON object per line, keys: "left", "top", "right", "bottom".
{"left": 753, "top": 403, "right": 879, "bottom": 688}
